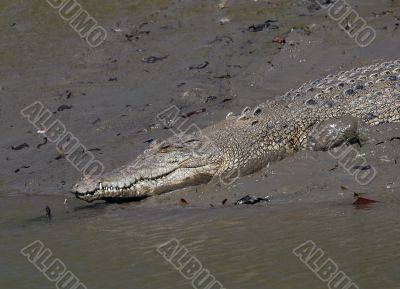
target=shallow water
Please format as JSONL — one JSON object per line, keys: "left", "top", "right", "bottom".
{"left": 1, "top": 195, "right": 400, "bottom": 289}
{"left": 2, "top": 0, "right": 400, "bottom": 288}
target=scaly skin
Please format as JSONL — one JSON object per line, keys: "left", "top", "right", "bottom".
{"left": 73, "top": 60, "right": 400, "bottom": 202}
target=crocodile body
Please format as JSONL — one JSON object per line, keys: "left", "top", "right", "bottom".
{"left": 73, "top": 60, "right": 400, "bottom": 202}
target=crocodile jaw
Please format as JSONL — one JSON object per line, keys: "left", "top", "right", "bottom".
{"left": 72, "top": 165, "right": 217, "bottom": 202}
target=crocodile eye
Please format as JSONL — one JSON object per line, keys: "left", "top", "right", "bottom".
{"left": 159, "top": 144, "right": 172, "bottom": 153}
{"left": 160, "top": 144, "right": 186, "bottom": 153}
{"left": 159, "top": 143, "right": 184, "bottom": 151}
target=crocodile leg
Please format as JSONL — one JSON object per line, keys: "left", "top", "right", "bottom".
{"left": 304, "top": 115, "right": 367, "bottom": 151}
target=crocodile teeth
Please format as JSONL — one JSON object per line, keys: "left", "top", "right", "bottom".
{"left": 226, "top": 112, "right": 234, "bottom": 119}
{"left": 241, "top": 106, "right": 251, "bottom": 115}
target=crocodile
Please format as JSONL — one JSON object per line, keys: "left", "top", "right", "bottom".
{"left": 73, "top": 59, "right": 400, "bottom": 202}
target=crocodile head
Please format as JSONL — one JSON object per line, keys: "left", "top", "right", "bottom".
{"left": 72, "top": 133, "right": 222, "bottom": 202}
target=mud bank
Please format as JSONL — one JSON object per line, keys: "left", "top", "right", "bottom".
{"left": 1, "top": 0, "right": 400, "bottom": 204}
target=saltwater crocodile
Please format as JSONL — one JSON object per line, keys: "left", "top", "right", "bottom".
{"left": 73, "top": 60, "right": 400, "bottom": 202}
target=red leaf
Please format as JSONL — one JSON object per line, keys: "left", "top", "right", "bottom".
{"left": 353, "top": 197, "right": 379, "bottom": 208}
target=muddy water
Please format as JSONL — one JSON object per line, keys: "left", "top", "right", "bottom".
{"left": 1, "top": 0, "right": 400, "bottom": 288}
{"left": 2, "top": 195, "right": 400, "bottom": 289}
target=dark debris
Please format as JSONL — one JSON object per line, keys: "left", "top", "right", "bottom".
{"left": 234, "top": 195, "right": 270, "bottom": 205}
{"left": 57, "top": 105, "right": 73, "bottom": 112}
{"left": 11, "top": 143, "right": 29, "bottom": 150}
{"left": 248, "top": 20, "right": 278, "bottom": 32}
{"left": 142, "top": 56, "right": 168, "bottom": 63}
